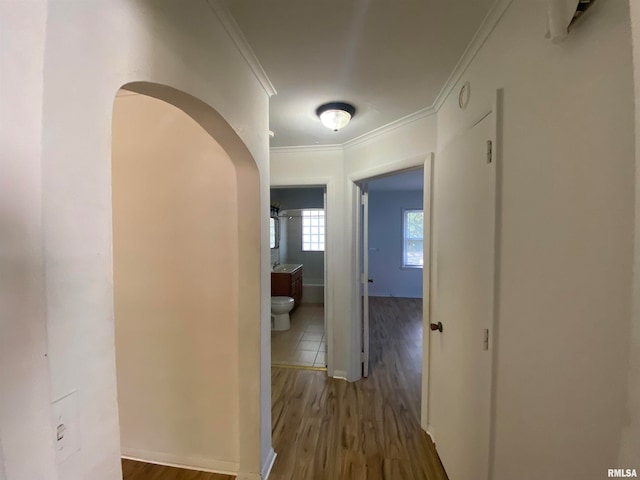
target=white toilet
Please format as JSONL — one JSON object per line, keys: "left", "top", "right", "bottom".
{"left": 271, "top": 296, "right": 295, "bottom": 331}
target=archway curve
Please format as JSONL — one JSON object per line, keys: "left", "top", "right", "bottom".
{"left": 113, "top": 81, "right": 265, "bottom": 478}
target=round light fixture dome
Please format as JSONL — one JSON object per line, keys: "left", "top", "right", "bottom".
{"left": 316, "top": 102, "right": 356, "bottom": 132}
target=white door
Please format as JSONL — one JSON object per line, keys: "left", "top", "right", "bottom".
{"left": 361, "top": 184, "right": 370, "bottom": 377}
{"left": 428, "top": 112, "right": 496, "bottom": 480}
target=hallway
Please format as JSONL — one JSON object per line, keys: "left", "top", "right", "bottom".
{"left": 122, "top": 297, "right": 446, "bottom": 480}
{"left": 269, "top": 297, "right": 447, "bottom": 479}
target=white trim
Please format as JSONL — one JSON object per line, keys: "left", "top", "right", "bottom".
{"left": 487, "top": 89, "right": 503, "bottom": 480}
{"left": 267, "top": 0, "right": 514, "bottom": 151}
{"left": 271, "top": 178, "right": 333, "bottom": 187}
{"left": 421, "top": 153, "right": 435, "bottom": 432}
{"left": 261, "top": 448, "right": 277, "bottom": 479}
{"left": 343, "top": 106, "right": 436, "bottom": 150}
{"left": 424, "top": 101, "right": 499, "bottom": 479}
{"left": 269, "top": 179, "right": 335, "bottom": 378}
{"left": 402, "top": 208, "right": 425, "bottom": 268}
{"left": 332, "top": 370, "right": 349, "bottom": 381}
{"left": 348, "top": 155, "right": 429, "bottom": 183}
{"left": 206, "top": 0, "right": 277, "bottom": 97}
{"left": 348, "top": 155, "right": 433, "bottom": 382}
{"left": 122, "top": 451, "right": 238, "bottom": 476}
{"left": 270, "top": 144, "right": 343, "bottom": 154}
{"left": 430, "top": 0, "right": 513, "bottom": 112}
{"left": 426, "top": 426, "right": 436, "bottom": 444}
{"left": 236, "top": 472, "right": 264, "bottom": 480}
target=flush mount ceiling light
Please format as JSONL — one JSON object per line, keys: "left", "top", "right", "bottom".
{"left": 316, "top": 102, "right": 356, "bottom": 132}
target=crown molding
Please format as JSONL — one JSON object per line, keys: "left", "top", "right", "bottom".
{"left": 268, "top": 0, "right": 514, "bottom": 151}
{"left": 343, "top": 106, "right": 436, "bottom": 150}
{"left": 207, "top": 0, "right": 277, "bottom": 97}
{"left": 431, "top": 0, "right": 513, "bottom": 112}
{"left": 270, "top": 144, "right": 344, "bottom": 154}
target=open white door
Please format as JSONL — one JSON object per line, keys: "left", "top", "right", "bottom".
{"left": 428, "top": 111, "right": 496, "bottom": 480}
{"left": 323, "top": 187, "right": 329, "bottom": 368}
{"left": 361, "top": 184, "right": 370, "bottom": 377}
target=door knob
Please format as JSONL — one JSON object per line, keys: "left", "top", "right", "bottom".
{"left": 430, "top": 321, "right": 443, "bottom": 333}
{"left": 368, "top": 279, "right": 373, "bottom": 283}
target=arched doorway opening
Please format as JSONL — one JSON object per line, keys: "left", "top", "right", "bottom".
{"left": 111, "top": 82, "right": 262, "bottom": 478}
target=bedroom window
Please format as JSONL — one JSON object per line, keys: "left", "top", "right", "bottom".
{"left": 403, "top": 209, "right": 423, "bottom": 267}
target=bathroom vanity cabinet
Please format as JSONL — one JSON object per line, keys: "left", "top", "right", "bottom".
{"left": 271, "top": 265, "right": 303, "bottom": 308}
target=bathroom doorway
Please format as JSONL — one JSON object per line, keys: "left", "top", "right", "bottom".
{"left": 270, "top": 186, "right": 327, "bottom": 370}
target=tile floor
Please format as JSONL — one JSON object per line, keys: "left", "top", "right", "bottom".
{"left": 271, "top": 303, "right": 326, "bottom": 368}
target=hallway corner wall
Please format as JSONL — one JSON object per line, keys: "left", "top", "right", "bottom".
{"left": 0, "top": 1, "right": 59, "bottom": 479}
{"left": 0, "top": 1, "right": 272, "bottom": 479}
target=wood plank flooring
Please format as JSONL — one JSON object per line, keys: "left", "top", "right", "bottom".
{"left": 269, "top": 297, "right": 448, "bottom": 480}
{"left": 121, "top": 459, "right": 234, "bottom": 479}
{"left": 122, "top": 297, "right": 447, "bottom": 480}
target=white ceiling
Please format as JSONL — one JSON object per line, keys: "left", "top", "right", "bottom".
{"left": 224, "top": 0, "right": 496, "bottom": 147}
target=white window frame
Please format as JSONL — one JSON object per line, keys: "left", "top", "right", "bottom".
{"left": 403, "top": 208, "right": 424, "bottom": 268}
{"left": 269, "top": 217, "right": 277, "bottom": 249}
{"left": 301, "top": 209, "right": 325, "bottom": 252}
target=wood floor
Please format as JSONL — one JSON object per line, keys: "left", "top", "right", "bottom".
{"left": 121, "top": 459, "right": 234, "bottom": 479}
{"left": 269, "top": 296, "right": 448, "bottom": 480}
{"left": 122, "top": 297, "right": 447, "bottom": 480}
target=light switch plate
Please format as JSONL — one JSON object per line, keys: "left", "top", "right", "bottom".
{"left": 52, "top": 391, "right": 79, "bottom": 463}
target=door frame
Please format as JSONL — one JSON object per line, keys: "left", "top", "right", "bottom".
{"left": 348, "top": 153, "right": 434, "bottom": 389}
{"left": 426, "top": 89, "right": 503, "bottom": 478}
{"left": 269, "top": 180, "right": 334, "bottom": 375}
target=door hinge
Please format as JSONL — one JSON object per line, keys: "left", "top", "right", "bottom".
{"left": 361, "top": 194, "right": 366, "bottom": 206}
{"left": 360, "top": 351, "right": 365, "bottom": 362}
{"left": 483, "top": 328, "right": 490, "bottom": 350}
{"left": 486, "top": 140, "right": 493, "bottom": 164}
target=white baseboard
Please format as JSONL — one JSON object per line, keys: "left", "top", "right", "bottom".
{"left": 332, "top": 370, "right": 348, "bottom": 381}
{"left": 262, "top": 448, "right": 277, "bottom": 479}
{"left": 426, "top": 425, "right": 436, "bottom": 444}
{"left": 121, "top": 448, "right": 238, "bottom": 476}
{"left": 236, "top": 472, "right": 262, "bottom": 480}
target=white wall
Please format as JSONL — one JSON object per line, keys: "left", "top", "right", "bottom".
{"left": 0, "top": 2, "right": 59, "bottom": 479}
{"left": 623, "top": 0, "right": 640, "bottom": 469}
{"left": 435, "top": 1, "right": 635, "bottom": 478}
{"left": 2, "top": 1, "right": 272, "bottom": 479}
{"left": 368, "top": 189, "right": 424, "bottom": 298}
{"left": 270, "top": 147, "right": 346, "bottom": 375}
{"left": 112, "top": 93, "right": 240, "bottom": 471}
{"left": 345, "top": 113, "right": 438, "bottom": 174}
